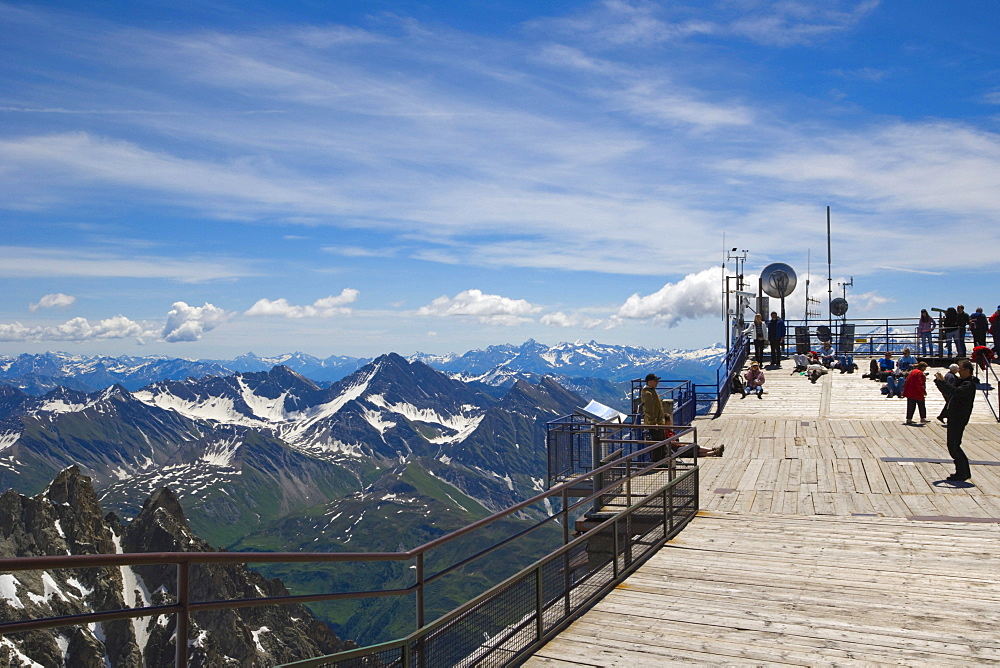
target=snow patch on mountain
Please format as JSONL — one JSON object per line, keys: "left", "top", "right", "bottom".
{"left": 133, "top": 388, "right": 249, "bottom": 425}
{"left": 37, "top": 397, "right": 90, "bottom": 414}
{"left": 237, "top": 376, "right": 293, "bottom": 422}
{"left": 200, "top": 439, "right": 242, "bottom": 468}
{"left": 361, "top": 408, "right": 396, "bottom": 435}
{"left": 0, "top": 432, "right": 19, "bottom": 452}
{"left": 365, "top": 394, "right": 484, "bottom": 443}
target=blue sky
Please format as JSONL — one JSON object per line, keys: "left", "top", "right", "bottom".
{"left": 2, "top": 0, "right": 999, "bottom": 359}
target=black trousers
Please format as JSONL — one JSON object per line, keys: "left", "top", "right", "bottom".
{"left": 769, "top": 339, "right": 781, "bottom": 365}
{"left": 946, "top": 420, "right": 971, "bottom": 478}
{"left": 648, "top": 427, "right": 667, "bottom": 464}
{"left": 754, "top": 340, "right": 766, "bottom": 363}
{"left": 906, "top": 398, "right": 926, "bottom": 421}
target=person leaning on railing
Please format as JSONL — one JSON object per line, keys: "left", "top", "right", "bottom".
{"left": 956, "top": 305, "right": 970, "bottom": 358}
{"left": 969, "top": 307, "right": 989, "bottom": 349}
{"left": 989, "top": 306, "right": 1000, "bottom": 354}
{"left": 943, "top": 307, "right": 960, "bottom": 358}
{"left": 642, "top": 373, "right": 723, "bottom": 459}
{"left": 917, "top": 309, "right": 936, "bottom": 356}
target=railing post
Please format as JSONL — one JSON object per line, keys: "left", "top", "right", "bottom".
{"left": 535, "top": 564, "right": 544, "bottom": 642}
{"left": 175, "top": 560, "right": 189, "bottom": 668}
{"left": 625, "top": 454, "right": 632, "bottom": 508}
{"left": 612, "top": 517, "right": 620, "bottom": 579}
{"left": 415, "top": 552, "right": 425, "bottom": 630}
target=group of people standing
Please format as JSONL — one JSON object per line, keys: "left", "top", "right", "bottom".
{"left": 918, "top": 305, "right": 1000, "bottom": 358}
{"left": 745, "top": 312, "right": 786, "bottom": 367}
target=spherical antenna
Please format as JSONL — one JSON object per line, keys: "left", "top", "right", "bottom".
{"left": 830, "top": 297, "right": 849, "bottom": 317}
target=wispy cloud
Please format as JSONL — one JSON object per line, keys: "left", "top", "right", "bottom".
{"left": 0, "top": 246, "right": 257, "bottom": 282}
{"left": 876, "top": 266, "right": 946, "bottom": 276}
{"left": 29, "top": 293, "right": 76, "bottom": 311}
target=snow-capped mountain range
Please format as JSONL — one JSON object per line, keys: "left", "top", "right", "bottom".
{"left": 0, "top": 339, "right": 728, "bottom": 395}
{"left": 0, "top": 354, "right": 582, "bottom": 547}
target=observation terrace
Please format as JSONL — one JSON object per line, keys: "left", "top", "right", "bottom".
{"left": 2, "top": 319, "right": 998, "bottom": 666}
{"left": 526, "top": 349, "right": 1000, "bottom": 666}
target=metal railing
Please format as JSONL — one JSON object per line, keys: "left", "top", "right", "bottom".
{"left": 546, "top": 407, "right": 699, "bottom": 486}
{"left": 283, "top": 431, "right": 700, "bottom": 667}
{"left": 1, "top": 428, "right": 701, "bottom": 668}
{"left": 691, "top": 334, "right": 750, "bottom": 417}
{"left": 781, "top": 317, "right": 978, "bottom": 358}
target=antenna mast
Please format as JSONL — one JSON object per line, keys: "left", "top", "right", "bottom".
{"left": 826, "top": 206, "right": 833, "bottom": 331}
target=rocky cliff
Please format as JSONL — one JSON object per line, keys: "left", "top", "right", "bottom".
{"left": 0, "top": 466, "right": 352, "bottom": 667}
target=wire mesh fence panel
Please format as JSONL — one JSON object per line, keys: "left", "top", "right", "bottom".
{"left": 420, "top": 572, "right": 538, "bottom": 668}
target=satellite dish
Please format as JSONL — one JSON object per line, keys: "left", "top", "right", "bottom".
{"left": 816, "top": 325, "right": 832, "bottom": 343}
{"left": 830, "top": 297, "right": 849, "bottom": 317}
{"left": 760, "top": 263, "right": 798, "bottom": 299}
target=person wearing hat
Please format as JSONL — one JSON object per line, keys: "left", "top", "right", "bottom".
{"left": 641, "top": 373, "right": 722, "bottom": 461}
{"left": 743, "top": 362, "right": 765, "bottom": 398}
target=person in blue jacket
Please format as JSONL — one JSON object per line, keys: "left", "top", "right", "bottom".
{"left": 767, "top": 311, "right": 786, "bottom": 368}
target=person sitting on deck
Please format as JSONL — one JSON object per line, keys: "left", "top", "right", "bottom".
{"left": 743, "top": 362, "right": 765, "bottom": 398}
{"left": 897, "top": 348, "right": 918, "bottom": 372}
{"left": 819, "top": 341, "right": 839, "bottom": 369}
{"left": 806, "top": 352, "right": 828, "bottom": 383}
{"left": 879, "top": 352, "right": 903, "bottom": 397}
{"left": 791, "top": 353, "right": 810, "bottom": 374}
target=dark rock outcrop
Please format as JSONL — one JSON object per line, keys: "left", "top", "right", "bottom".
{"left": 0, "top": 466, "right": 352, "bottom": 667}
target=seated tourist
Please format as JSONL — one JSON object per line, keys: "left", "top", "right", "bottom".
{"left": 897, "top": 348, "right": 918, "bottom": 372}
{"left": 879, "top": 352, "right": 903, "bottom": 397}
{"left": 819, "top": 341, "right": 839, "bottom": 369}
{"left": 743, "top": 362, "right": 765, "bottom": 398}
{"left": 791, "top": 353, "right": 810, "bottom": 373}
{"left": 806, "top": 353, "right": 828, "bottom": 383}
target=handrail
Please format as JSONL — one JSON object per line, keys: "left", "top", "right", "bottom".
{"left": 0, "top": 425, "right": 700, "bottom": 668}
{"left": 283, "top": 445, "right": 700, "bottom": 667}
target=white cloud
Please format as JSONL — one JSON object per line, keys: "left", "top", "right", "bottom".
{"left": 541, "top": 311, "right": 605, "bottom": 329}
{"left": 851, "top": 290, "right": 894, "bottom": 313}
{"left": 29, "top": 293, "right": 76, "bottom": 311}
{"left": 162, "top": 302, "right": 234, "bottom": 342}
{"left": 617, "top": 267, "right": 722, "bottom": 326}
{"left": 417, "top": 289, "right": 542, "bottom": 326}
{"left": 245, "top": 289, "right": 360, "bottom": 318}
{"left": 0, "top": 315, "right": 157, "bottom": 342}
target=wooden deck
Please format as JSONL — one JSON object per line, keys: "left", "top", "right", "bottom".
{"left": 525, "top": 358, "right": 1000, "bottom": 666}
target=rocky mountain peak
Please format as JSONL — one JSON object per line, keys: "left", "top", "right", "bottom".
{"left": 0, "top": 472, "right": 352, "bottom": 667}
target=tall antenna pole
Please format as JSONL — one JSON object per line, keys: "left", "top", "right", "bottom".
{"left": 826, "top": 206, "right": 833, "bottom": 331}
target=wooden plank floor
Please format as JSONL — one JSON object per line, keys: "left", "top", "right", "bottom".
{"left": 525, "top": 358, "right": 1000, "bottom": 666}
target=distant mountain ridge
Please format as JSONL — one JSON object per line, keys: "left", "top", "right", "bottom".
{"left": 0, "top": 354, "right": 586, "bottom": 645}
{"left": 0, "top": 340, "right": 727, "bottom": 396}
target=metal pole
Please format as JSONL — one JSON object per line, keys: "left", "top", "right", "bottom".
{"left": 175, "top": 561, "right": 190, "bottom": 668}
{"left": 415, "top": 553, "right": 425, "bottom": 629}
{"left": 827, "top": 206, "right": 832, "bottom": 332}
